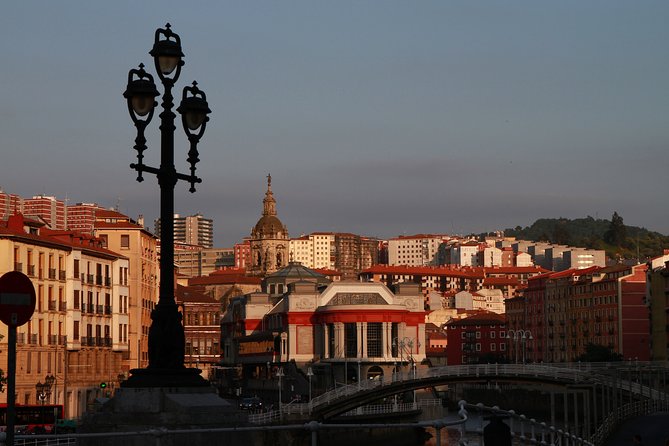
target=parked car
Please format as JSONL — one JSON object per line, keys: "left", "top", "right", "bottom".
{"left": 239, "top": 397, "right": 263, "bottom": 411}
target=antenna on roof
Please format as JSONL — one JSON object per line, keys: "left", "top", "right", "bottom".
{"left": 115, "top": 197, "right": 122, "bottom": 212}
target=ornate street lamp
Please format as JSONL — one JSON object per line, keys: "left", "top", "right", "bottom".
{"left": 123, "top": 24, "right": 211, "bottom": 388}
{"left": 306, "top": 367, "right": 314, "bottom": 413}
{"left": 35, "top": 381, "right": 46, "bottom": 405}
{"left": 276, "top": 367, "right": 285, "bottom": 419}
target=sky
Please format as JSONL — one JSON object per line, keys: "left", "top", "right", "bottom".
{"left": 2, "top": 1, "right": 668, "bottom": 247}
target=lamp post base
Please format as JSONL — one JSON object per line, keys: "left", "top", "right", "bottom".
{"left": 122, "top": 367, "right": 209, "bottom": 388}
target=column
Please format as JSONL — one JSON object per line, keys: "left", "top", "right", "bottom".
{"left": 384, "top": 323, "right": 390, "bottom": 359}
{"left": 323, "top": 323, "right": 329, "bottom": 359}
{"left": 361, "top": 322, "right": 368, "bottom": 358}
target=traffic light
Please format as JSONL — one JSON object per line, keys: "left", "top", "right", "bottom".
{"left": 100, "top": 382, "right": 107, "bottom": 389}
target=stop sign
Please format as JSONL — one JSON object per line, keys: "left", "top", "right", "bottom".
{"left": 0, "top": 271, "right": 36, "bottom": 327}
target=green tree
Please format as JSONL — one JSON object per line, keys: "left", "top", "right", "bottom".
{"left": 575, "top": 343, "right": 623, "bottom": 362}
{"left": 604, "top": 211, "right": 627, "bottom": 246}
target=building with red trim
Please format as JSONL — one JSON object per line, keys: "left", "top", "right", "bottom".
{"left": 220, "top": 262, "right": 426, "bottom": 397}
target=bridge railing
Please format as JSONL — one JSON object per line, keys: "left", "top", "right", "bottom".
{"left": 461, "top": 401, "right": 595, "bottom": 446}
{"left": 590, "top": 399, "right": 669, "bottom": 446}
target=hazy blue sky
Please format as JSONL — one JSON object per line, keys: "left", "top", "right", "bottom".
{"left": 2, "top": 2, "right": 668, "bottom": 246}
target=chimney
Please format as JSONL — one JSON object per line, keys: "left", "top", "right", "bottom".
{"left": 137, "top": 215, "right": 145, "bottom": 228}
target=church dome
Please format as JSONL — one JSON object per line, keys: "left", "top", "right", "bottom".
{"left": 252, "top": 215, "right": 287, "bottom": 239}
{"left": 250, "top": 174, "right": 288, "bottom": 240}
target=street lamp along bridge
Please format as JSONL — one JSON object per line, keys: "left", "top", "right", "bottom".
{"left": 122, "top": 23, "right": 211, "bottom": 388}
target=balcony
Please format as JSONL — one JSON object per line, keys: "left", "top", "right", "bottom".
{"left": 104, "top": 305, "right": 112, "bottom": 315}
{"left": 28, "top": 265, "right": 35, "bottom": 276}
{"left": 48, "top": 335, "right": 58, "bottom": 345}
{"left": 87, "top": 274, "right": 94, "bottom": 285}
{"left": 14, "top": 262, "right": 23, "bottom": 273}
{"left": 29, "top": 334, "right": 38, "bottom": 345}
{"left": 59, "top": 335, "right": 67, "bottom": 345}
{"left": 59, "top": 270, "right": 66, "bottom": 281}
{"left": 103, "top": 337, "right": 112, "bottom": 347}
{"left": 49, "top": 268, "right": 56, "bottom": 280}
{"left": 96, "top": 305, "right": 104, "bottom": 315}
{"left": 48, "top": 300, "right": 57, "bottom": 311}
{"left": 59, "top": 301, "right": 66, "bottom": 311}
{"left": 96, "top": 275, "right": 103, "bottom": 286}
{"left": 105, "top": 277, "right": 111, "bottom": 287}
{"left": 17, "top": 333, "right": 26, "bottom": 344}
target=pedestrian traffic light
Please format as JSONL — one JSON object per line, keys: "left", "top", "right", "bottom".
{"left": 100, "top": 382, "right": 107, "bottom": 389}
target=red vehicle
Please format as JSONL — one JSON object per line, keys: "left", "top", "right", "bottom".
{"left": 0, "top": 404, "right": 63, "bottom": 434}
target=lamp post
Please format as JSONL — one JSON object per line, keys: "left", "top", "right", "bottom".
{"left": 35, "top": 381, "right": 46, "bottom": 405}
{"left": 276, "top": 367, "right": 285, "bottom": 418}
{"left": 122, "top": 24, "right": 211, "bottom": 388}
{"left": 507, "top": 330, "right": 532, "bottom": 364}
{"left": 35, "top": 374, "right": 56, "bottom": 405}
{"left": 306, "top": 367, "right": 314, "bottom": 412}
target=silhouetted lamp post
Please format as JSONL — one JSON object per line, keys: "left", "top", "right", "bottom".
{"left": 123, "top": 24, "right": 211, "bottom": 387}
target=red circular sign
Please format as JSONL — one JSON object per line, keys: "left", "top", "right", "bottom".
{"left": 0, "top": 271, "right": 36, "bottom": 327}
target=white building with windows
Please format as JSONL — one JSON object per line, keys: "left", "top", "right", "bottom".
{"left": 387, "top": 234, "right": 447, "bottom": 266}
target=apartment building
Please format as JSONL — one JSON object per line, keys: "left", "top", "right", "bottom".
{"left": 155, "top": 213, "right": 214, "bottom": 248}
{"left": 67, "top": 202, "right": 106, "bottom": 235}
{"left": 94, "top": 209, "right": 158, "bottom": 371}
{"left": 387, "top": 234, "right": 446, "bottom": 266}
{"left": 646, "top": 252, "right": 669, "bottom": 360}
{"left": 0, "top": 189, "right": 23, "bottom": 220}
{"left": 289, "top": 233, "right": 335, "bottom": 270}
{"left": 174, "top": 244, "right": 234, "bottom": 278}
{"left": 0, "top": 214, "right": 129, "bottom": 418}
{"left": 23, "top": 195, "right": 67, "bottom": 230}
{"left": 509, "top": 264, "right": 650, "bottom": 363}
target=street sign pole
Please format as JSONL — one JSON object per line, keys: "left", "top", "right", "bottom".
{"left": 0, "top": 271, "right": 37, "bottom": 446}
{"left": 7, "top": 325, "right": 16, "bottom": 446}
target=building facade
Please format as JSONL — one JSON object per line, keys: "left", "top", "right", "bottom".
{"left": 445, "top": 313, "right": 507, "bottom": 365}
{"left": 387, "top": 234, "right": 447, "bottom": 267}
{"left": 220, "top": 263, "right": 426, "bottom": 396}
{"left": 94, "top": 209, "right": 158, "bottom": 371}
{"left": 155, "top": 213, "right": 214, "bottom": 249}
{"left": 0, "top": 214, "right": 129, "bottom": 418}
{"left": 23, "top": 195, "right": 67, "bottom": 230}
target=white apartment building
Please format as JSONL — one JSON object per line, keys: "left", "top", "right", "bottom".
{"left": 482, "top": 246, "right": 502, "bottom": 267}
{"left": 449, "top": 241, "right": 481, "bottom": 266}
{"left": 288, "top": 233, "right": 335, "bottom": 270}
{"left": 387, "top": 234, "right": 446, "bottom": 266}
{"left": 454, "top": 289, "right": 505, "bottom": 314}
{"left": 562, "top": 248, "right": 606, "bottom": 270}
{"left": 515, "top": 252, "right": 533, "bottom": 267}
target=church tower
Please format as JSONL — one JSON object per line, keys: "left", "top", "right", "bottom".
{"left": 248, "top": 174, "right": 289, "bottom": 276}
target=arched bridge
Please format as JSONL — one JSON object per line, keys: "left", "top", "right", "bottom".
{"left": 309, "top": 362, "right": 669, "bottom": 420}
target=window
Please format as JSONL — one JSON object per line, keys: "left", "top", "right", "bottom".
{"left": 490, "top": 331, "right": 496, "bottom": 339}
{"left": 121, "top": 235, "right": 130, "bottom": 249}
{"left": 491, "top": 343, "right": 496, "bottom": 351}
{"left": 99, "top": 234, "right": 108, "bottom": 248}
{"left": 500, "top": 343, "right": 506, "bottom": 351}
{"left": 475, "top": 343, "right": 481, "bottom": 351}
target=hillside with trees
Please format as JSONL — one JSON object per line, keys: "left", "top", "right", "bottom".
{"left": 501, "top": 213, "right": 669, "bottom": 261}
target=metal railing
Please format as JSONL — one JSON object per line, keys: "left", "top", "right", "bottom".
{"left": 590, "top": 399, "right": 669, "bottom": 446}
{"left": 3, "top": 401, "right": 470, "bottom": 446}
{"left": 461, "top": 401, "right": 595, "bottom": 446}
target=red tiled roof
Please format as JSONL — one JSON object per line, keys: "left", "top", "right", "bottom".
{"left": 446, "top": 311, "right": 506, "bottom": 326}
{"left": 176, "top": 284, "right": 218, "bottom": 304}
